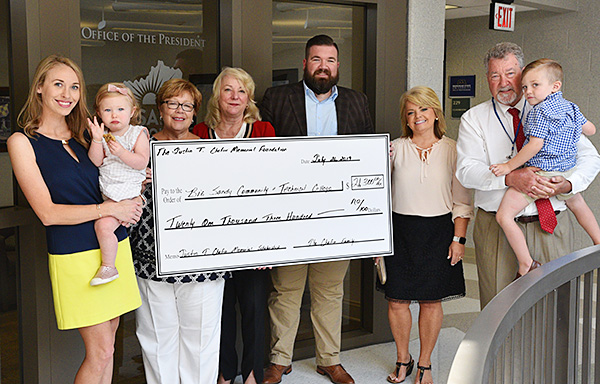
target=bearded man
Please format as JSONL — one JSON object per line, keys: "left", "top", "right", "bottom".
{"left": 259, "top": 34, "right": 373, "bottom": 384}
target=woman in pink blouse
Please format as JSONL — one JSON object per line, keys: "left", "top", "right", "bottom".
{"left": 380, "top": 86, "right": 473, "bottom": 384}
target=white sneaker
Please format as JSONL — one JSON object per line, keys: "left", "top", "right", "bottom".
{"left": 90, "top": 265, "right": 119, "bottom": 286}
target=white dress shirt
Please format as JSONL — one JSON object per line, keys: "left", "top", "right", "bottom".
{"left": 456, "top": 97, "right": 600, "bottom": 216}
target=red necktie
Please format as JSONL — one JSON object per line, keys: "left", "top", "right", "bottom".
{"left": 509, "top": 107, "right": 557, "bottom": 233}
{"left": 508, "top": 108, "right": 525, "bottom": 150}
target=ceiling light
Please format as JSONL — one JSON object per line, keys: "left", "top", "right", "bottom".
{"left": 275, "top": 3, "right": 340, "bottom": 12}
{"left": 81, "top": 39, "right": 106, "bottom": 47}
{"left": 304, "top": 19, "right": 351, "bottom": 29}
{"left": 101, "top": 20, "right": 200, "bottom": 33}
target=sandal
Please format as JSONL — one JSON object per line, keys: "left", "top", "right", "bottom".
{"left": 386, "top": 355, "right": 414, "bottom": 383}
{"left": 90, "top": 265, "right": 119, "bottom": 286}
{"left": 415, "top": 363, "right": 432, "bottom": 384}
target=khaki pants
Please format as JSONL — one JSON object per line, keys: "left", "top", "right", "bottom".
{"left": 268, "top": 260, "right": 350, "bottom": 366}
{"left": 474, "top": 209, "right": 575, "bottom": 309}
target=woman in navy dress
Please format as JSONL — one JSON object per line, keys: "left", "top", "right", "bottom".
{"left": 7, "top": 55, "right": 142, "bottom": 383}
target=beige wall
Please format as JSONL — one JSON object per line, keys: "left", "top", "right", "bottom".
{"left": 445, "top": 4, "right": 600, "bottom": 250}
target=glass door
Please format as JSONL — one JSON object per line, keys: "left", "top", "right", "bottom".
{"left": 271, "top": 0, "right": 370, "bottom": 348}
{"left": 80, "top": 0, "right": 220, "bottom": 136}
{"left": 78, "top": 1, "right": 221, "bottom": 380}
{"left": 0, "top": 0, "right": 20, "bottom": 381}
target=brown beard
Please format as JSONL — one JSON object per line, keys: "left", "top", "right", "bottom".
{"left": 303, "top": 67, "right": 339, "bottom": 95}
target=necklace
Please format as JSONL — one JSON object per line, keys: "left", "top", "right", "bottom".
{"left": 491, "top": 98, "right": 523, "bottom": 159}
{"left": 215, "top": 122, "right": 247, "bottom": 139}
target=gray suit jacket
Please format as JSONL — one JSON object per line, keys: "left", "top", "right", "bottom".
{"left": 260, "top": 81, "right": 374, "bottom": 137}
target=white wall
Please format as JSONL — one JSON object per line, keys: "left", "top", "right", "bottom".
{"left": 406, "top": 0, "right": 445, "bottom": 98}
{"left": 445, "top": 4, "right": 600, "bottom": 250}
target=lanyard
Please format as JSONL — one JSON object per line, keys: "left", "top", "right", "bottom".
{"left": 491, "top": 98, "right": 524, "bottom": 156}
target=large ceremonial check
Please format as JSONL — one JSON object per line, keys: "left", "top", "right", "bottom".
{"left": 151, "top": 134, "right": 393, "bottom": 277}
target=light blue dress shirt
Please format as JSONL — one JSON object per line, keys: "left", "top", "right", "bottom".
{"left": 303, "top": 81, "right": 338, "bottom": 137}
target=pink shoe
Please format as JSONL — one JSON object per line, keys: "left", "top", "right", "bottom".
{"left": 90, "top": 265, "right": 119, "bottom": 286}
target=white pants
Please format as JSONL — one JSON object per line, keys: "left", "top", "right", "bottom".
{"left": 135, "top": 277, "right": 225, "bottom": 384}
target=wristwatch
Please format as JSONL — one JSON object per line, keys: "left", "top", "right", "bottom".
{"left": 453, "top": 236, "right": 467, "bottom": 244}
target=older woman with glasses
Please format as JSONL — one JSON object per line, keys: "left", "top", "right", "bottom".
{"left": 130, "top": 78, "right": 229, "bottom": 383}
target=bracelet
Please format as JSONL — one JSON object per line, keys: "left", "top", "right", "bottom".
{"left": 92, "top": 138, "right": 102, "bottom": 144}
{"left": 96, "top": 204, "right": 103, "bottom": 218}
{"left": 453, "top": 236, "right": 466, "bottom": 245}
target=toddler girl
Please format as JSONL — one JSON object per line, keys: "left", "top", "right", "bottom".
{"left": 88, "top": 83, "right": 149, "bottom": 285}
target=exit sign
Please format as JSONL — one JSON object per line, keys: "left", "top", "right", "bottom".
{"left": 489, "top": 2, "right": 515, "bottom": 32}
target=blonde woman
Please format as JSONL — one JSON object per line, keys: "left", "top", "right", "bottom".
{"left": 7, "top": 55, "right": 142, "bottom": 383}
{"left": 193, "top": 67, "right": 275, "bottom": 384}
{"left": 381, "top": 86, "right": 473, "bottom": 384}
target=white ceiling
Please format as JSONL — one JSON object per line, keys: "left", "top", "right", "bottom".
{"left": 77, "top": 1, "right": 566, "bottom": 37}
{"left": 446, "top": 1, "right": 537, "bottom": 20}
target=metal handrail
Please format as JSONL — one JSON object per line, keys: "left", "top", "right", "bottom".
{"left": 448, "top": 245, "right": 600, "bottom": 383}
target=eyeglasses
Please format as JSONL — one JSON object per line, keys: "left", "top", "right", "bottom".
{"left": 161, "top": 100, "right": 195, "bottom": 112}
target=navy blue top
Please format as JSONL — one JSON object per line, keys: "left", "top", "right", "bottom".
{"left": 27, "top": 133, "right": 127, "bottom": 254}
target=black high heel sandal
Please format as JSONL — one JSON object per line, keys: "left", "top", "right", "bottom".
{"left": 386, "top": 355, "right": 414, "bottom": 383}
{"left": 415, "top": 363, "right": 432, "bottom": 384}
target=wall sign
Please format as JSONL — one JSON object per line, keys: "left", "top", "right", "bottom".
{"left": 451, "top": 98, "right": 470, "bottom": 119}
{"left": 80, "top": 0, "right": 220, "bottom": 135}
{"left": 449, "top": 75, "right": 475, "bottom": 97}
{"left": 489, "top": 2, "right": 515, "bottom": 32}
{"left": 80, "top": 28, "right": 206, "bottom": 48}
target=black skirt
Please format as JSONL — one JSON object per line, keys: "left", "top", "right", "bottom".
{"left": 377, "top": 212, "right": 465, "bottom": 302}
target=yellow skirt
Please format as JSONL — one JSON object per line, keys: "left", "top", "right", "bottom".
{"left": 48, "top": 237, "right": 142, "bottom": 330}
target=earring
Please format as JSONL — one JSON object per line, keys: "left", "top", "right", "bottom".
{"left": 435, "top": 118, "right": 439, "bottom": 121}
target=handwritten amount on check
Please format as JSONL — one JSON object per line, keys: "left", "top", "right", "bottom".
{"left": 165, "top": 209, "right": 382, "bottom": 230}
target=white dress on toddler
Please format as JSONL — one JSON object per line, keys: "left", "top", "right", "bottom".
{"left": 99, "top": 124, "right": 147, "bottom": 201}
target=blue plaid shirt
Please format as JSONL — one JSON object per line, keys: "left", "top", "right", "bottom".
{"left": 524, "top": 91, "right": 586, "bottom": 172}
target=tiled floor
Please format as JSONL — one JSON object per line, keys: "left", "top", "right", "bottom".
{"left": 1, "top": 249, "right": 480, "bottom": 383}
{"left": 233, "top": 248, "right": 481, "bottom": 384}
